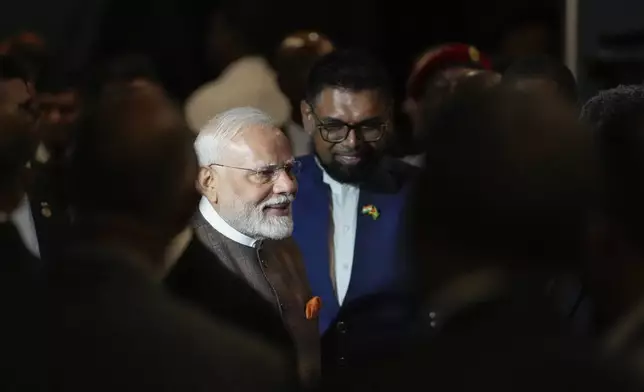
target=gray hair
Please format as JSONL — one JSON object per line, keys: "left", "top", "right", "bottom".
{"left": 195, "top": 107, "right": 275, "bottom": 166}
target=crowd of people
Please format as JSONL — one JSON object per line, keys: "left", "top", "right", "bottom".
{"left": 3, "top": 3, "right": 644, "bottom": 392}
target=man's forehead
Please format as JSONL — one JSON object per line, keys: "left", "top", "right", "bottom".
{"left": 226, "top": 125, "right": 292, "bottom": 165}
{"left": 314, "top": 87, "right": 388, "bottom": 118}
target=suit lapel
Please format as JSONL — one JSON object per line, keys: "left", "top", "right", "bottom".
{"left": 29, "top": 196, "right": 53, "bottom": 261}
{"left": 344, "top": 163, "right": 416, "bottom": 304}
{"left": 292, "top": 156, "right": 339, "bottom": 333}
{"left": 28, "top": 161, "right": 69, "bottom": 262}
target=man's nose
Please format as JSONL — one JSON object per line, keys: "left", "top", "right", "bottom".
{"left": 273, "top": 169, "right": 297, "bottom": 195}
{"left": 343, "top": 128, "right": 360, "bottom": 149}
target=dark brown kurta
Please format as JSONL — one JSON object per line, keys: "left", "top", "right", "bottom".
{"left": 193, "top": 212, "right": 321, "bottom": 387}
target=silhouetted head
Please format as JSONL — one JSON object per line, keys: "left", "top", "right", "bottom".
{"left": 503, "top": 55, "right": 578, "bottom": 104}
{"left": 274, "top": 31, "right": 334, "bottom": 124}
{"left": 69, "top": 84, "right": 199, "bottom": 248}
{"left": 409, "top": 86, "right": 594, "bottom": 286}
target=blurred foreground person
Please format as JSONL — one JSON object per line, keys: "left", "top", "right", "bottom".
{"left": 333, "top": 87, "right": 635, "bottom": 391}
{"left": 192, "top": 107, "right": 320, "bottom": 388}
{"left": 582, "top": 85, "right": 644, "bottom": 378}
{"left": 0, "top": 105, "right": 42, "bottom": 390}
{"left": 45, "top": 86, "right": 298, "bottom": 391}
{"left": 274, "top": 31, "right": 334, "bottom": 156}
{"left": 402, "top": 44, "right": 495, "bottom": 166}
{"left": 503, "top": 55, "right": 578, "bottom": 105}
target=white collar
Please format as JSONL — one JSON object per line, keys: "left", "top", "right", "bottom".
{"left": 199, "top": 197, "right": 260, "bottom": 248}
{"left": 34, "top": 143, "right": 51, "bottom": 164}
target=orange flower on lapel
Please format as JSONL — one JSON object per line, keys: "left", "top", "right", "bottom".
{"left": 305, "top": 296, "right": 322, "bottom": 320}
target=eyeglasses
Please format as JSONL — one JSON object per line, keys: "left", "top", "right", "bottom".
{"left": 209, "top": 160, "right": 301, "bottom": 184}
{"left": 306, "top": 102, "right": 387, "bottom": 143}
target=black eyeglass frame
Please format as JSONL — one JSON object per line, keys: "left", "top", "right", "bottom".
{"left": 305, "top": 101, "right": 389, "bottom": 143}
{"left": 208, "top": 160, "right": 301, "bottom": 184}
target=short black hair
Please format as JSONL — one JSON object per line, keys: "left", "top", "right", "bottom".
{"left": 503, "top": 55, "right": 578, "bottom": 103}
{"left": 36, "top": 61, "right": 81, "bottom": 94}
{"left": 68, "top": 85, "right": 197, "bottom": 232}
{"left": 102, "top": 54, "right": 159, "bottom": 85}
{"left": 409, "top": 86, "right": 594, "bottom": 268}
{"left": 581, "top": 85, "right": 644, "bottom": 246}
{"left": 305, "top": 49, "right": 393, "bottom": 104}
{"left": 0, "top": 55, "right": 30, "bottom": 82}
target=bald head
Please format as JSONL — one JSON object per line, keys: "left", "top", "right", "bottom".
{"left": 70, "top": 85, "right": 199, "bottom": 237}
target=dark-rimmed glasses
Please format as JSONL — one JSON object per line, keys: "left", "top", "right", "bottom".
{"left": 306, "top": 101, "right": 387, "bottom": 143}
{"left": 209, "top": 160, "right": 301, "bottom": 184}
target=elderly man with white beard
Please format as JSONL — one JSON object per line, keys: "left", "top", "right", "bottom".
{"left": 190, "top": 107, "right": 321, "bottom": 388}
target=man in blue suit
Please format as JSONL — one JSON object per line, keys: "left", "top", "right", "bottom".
{"left": 291, "top": 49, "right": 418, "bottom": 380}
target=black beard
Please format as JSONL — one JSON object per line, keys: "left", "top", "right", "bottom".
{"left": 315, "top": 151, "right": 378, "bottom": 185}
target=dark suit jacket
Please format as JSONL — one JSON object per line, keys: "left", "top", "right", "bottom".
{"left": 0, "top": 222, "right": 44, "bottom": 391}
{"left": 28, "top": 160, "right": 70, "bottom": 263}
{"left": 193, "top": 213, "right": 321, "bottom": 388}
{"left": 0, "top": 221, "right": 43, "bottom": 275}
{"left": 329, "top": 270, "right": 637, "bottom": 392}
{"left": 165, "top": 237, "right": 295, "bottom": 350}
{"left": 292, "top": 154, "right": 419, "bottom": 377}
{"left": 43, "top": 243, "right": 299, "bottom": 392}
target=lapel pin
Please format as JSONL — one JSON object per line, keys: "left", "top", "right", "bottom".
{"left": 305, "top": 296, "right": 322, "bottom": 320}
{"left": 361, "top": 204, "right": 380, "bottom": 220}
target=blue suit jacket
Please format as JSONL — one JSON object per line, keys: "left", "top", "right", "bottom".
{"left": 292, "top": 155, "right": 418, "bottom": 335}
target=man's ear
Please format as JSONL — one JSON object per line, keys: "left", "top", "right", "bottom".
{"left": 300, "top": 100, "right": 314, "bottom": 136}
{"left": 197, "top": 166, "right": 217, "bottom": 204}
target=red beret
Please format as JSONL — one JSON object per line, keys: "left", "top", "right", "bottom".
{"left": 407, "top": 43, "right": 492, "bottom": 99}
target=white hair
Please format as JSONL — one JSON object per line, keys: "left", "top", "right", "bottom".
{"left": 194, "top": 107, "right": 275, "bottom": 166}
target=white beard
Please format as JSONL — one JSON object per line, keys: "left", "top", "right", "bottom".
{"left": 219, "top": 194, "right": 295, "bottom": 240}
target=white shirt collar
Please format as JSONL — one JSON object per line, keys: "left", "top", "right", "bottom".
{"left": 34, "top": 143, "right": 51, "bottom": 164}
{"left": 10, "top": 195, "right": 41, "bottom": 258}
{"left": 199, "top": 197, "right": 260, "bottom": 248}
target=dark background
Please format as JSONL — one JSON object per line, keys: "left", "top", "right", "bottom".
{"left": 3, "top": 0, "right": 644, "bottom": 101}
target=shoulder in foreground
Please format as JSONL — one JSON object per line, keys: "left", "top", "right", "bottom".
{"left": 362, "top": 156, "right": 421, "bottom": 193}
{"left": 382, "top": 155, "right": 422, "bottom": 179}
